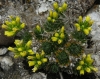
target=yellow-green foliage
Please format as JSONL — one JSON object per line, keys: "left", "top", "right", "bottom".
{"left": 76, "top": 54, "right": 98, "bottom": 75}
{"left": 2, "top": 16, "right": 25, "bottom": 36}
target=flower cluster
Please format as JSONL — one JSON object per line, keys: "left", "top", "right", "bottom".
{"left": 8, "top": 40, "right": 34, "bottom": 58}
{"left": 27, "top": 50, "right": 47, "bottom": 72}
{"left": 74, "top": 16, "right": 93, "bottom": 35}
{"left": 47, "top": 2, "right": 67, "bottom": 23}
{"left": 76, "top": 54, "right": 98, "bottom": 75}
{"left": 51, "top": 26, "right": 65, "bottom": 44}
{"left": 2, "top": 16, "right": 25, "bottom": 36}
{"left": 53, "top": 2, "right": 67, "bottom": 13}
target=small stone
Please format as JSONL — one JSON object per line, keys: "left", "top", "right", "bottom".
{"left": 0, "top": 48, "right": 8, "bottom": 55}
{"left": 1, "top": 56, "right": 14, "bottom": 71}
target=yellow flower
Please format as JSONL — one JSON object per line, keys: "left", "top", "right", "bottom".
{"left": 89, "top": 20, "right": 94, "bottom": 26}
{"left": 18, "top": 47, "right": 23, "bottom": 51}
{"left": 26, "top": 40, "right": 32, "bottom": 47}
{"left": 62, "top": 2, "right": 67, "bottom": 11}
{"left": 11, "top": 21, "right": 16, "bottom": 25}
{"left": 32, "top": 66, "right": 38, "bottom": 72}
{"left": 82, "top": 53, "right": 86, "bottom": 59}
{"left": 49, "top": 10, "right": 53, "bottom": 17}
{"left": 58, "top": 39, "right": 63, "bottom": 44}
{"left": 47, "top": 17, "right": 52, "bottom": 21}
{"left": 55, "top": 32, "right": 59, "bottom": 37}
{"left": 85, "top": 67, "right": 91, "bottom": 73}
{"left": 78, "top": 16, "right": 83, "bottom": 22}
{"left": 36, "top": 25, "right": 41, "bottom": 32}
{"left": 53, "top": 11, "right": 58, "bottom": 19}
{"left": 83, "top": 29, "right": 89, "bottom": 35}
{"left": 20, "top": 51, "right": 27, "bottom": 57}
{"left": 41, "top": 50, "right": 45, "bottom": 56}
{"left": 16, "top": 16, "right": 20, "bottom": 23}
{"left": 60, "top": 26, "right": 65, "bottom": 33}
{"left": 12, "top": 27, "right": 18, "bottom": 32}
{"left": 91, "top": 67, "right": 98, "bottom": 72}
{"left": 28, "top": 49, "right": 34, "bottom": 55}
{"left": 76, "top": 66, "right": 82, "bottom": 70}
{"left": 52, "top": 19, "right": 56, "bottom": 23}
{"left": 88, "top": 27, "right": 92, "bottom": 31}
{"left": 79, "top": 61, "right": 84, "bottom": 65}
{"left": 74, "top": 23, "right": 80, "bottom": 28}
{"left": 60, "top": 33, "right": 65, "bottom": 39}
{"left": 85, "top": 16, "right": 90, "bottom": 22}
{"left": 28, "top": 61, "right": 36, "bottom": 66}
{"left": 8, "top": 47, "right": 14, "bottom": 52}
{"left": 42, "top": 58, "right": 47, "bottom": 63}
{"left": 58, "top": 7, "right": 63, "bottom": 12}
{"left": 51, "top": 37, "right": 58, "bottom": 41}
{"left": 5, "top": 21, "right": 10, "bottom": 25}
{"left": 14, "top": 39, "right": 23, "bottom": 45}
{"left": 2, "top": 24, "right": 8, "bottom": 29}
{"left": 27, "top": 56, "right": 35, "bottom": 60}
{"left": 80, "top": 70, "right": 84, "bottom": 75}
{"left": 20, "top": 23, "right": 25, "bottom": 28}
{"left": 14, "top": 55, "right": 20, "bottom": 58}
{"left": 36, "top": 53, "right": 40, "bottom": 59}
{"left": 37, "top": 61, "right": 42, "bottom": 65}
{"left": 5, "top": 31, "right": 15, "bottom": 36}
{"left": 53, "top": 2, "right": 58, "bottom": 10}
{"left": 77, "top": 26, "right": 80, "bottom": 31}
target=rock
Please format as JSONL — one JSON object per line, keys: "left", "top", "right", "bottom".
{"left": 0, "top": 47, "right": 8, "bottom": 55}
{"left": 0, "top": 29, "right": 14, "bottom": 46}
{"left": 1, "top": 56, "right": 14, "bottom": 71}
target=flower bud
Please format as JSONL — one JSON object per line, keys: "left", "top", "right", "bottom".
{"left": 89, "top": 20, "right": 94, "bottom": 25}
{"left": 18, "top": 47, "right": 23, "bottom": 51}
{"left": 26, "top": 40, "right": 32, "bottom": 47}
{"left": 85, "top": 16, "right": 90, "bottom": 22}
{"left": 58, "top": 7, "right": 63, "bottom": 12}
{"left": 14, "top": 55, "right": 20, "bottom": 58}
{"left": 20, "top": 23, "right": 25, "bottom": 28}
{"left": 20, "top": 51, "right": 27, "bottom": 57}
{"left": 28, "top": 49, "right": 34, "bottom": 55}
{"left": 76, "top": 66, "right": 82, "bottom": 70}
{"left": 5, "top": 31, "right": 15, "bottom": 37}
{"left": 2, "top": 24, "right": 8, "bottom": 29}
{"left": 47, "top": 17, "right": 52, "bottom": 22}
{"left": 32, "top": 66, "right": 38, "bottom": 72}
{"left": 85, "top": 67, "right": 91, "bottom": 73}
{"left": 49, "top": 10, "right": 53, "bottom": 17}
{"left": 8, "top": 47, "right": 14, "bottom": 52}
{"left": 27, "top": 56, "right": 35, "bottom": 60}
{"left": 12, "top": 28, "right": 18, "bottom": 32}
{"left": 80, "top": 70, "right": 84, "bottom": 75}
{"left": 78, "top": 16, "right": 83, "bottom": 22}
{"left": 37, "top": 61, "right": 42, "bottom": 65}
{"left": 58, "top": 39, "right": 63, "bottom": 44}
{"left": 53, "top": 11, "right": 58, "bottom": 19}
{"left": 88, "top": 27, "right": 92, "bottom": 31}
{"left": 28, "top": 61, "right": 36, "bottom": 66}
{"left": 41, "top": 50, "right": 45, "bottom": 56}
{"left": 12, "top": 21, "right": 16, "bottom": 25}
{"left": 42, "top": 58, "right": 47, "bottom": 63}
{"left": 79, "top": 61, "right": 84, "bottom": 65}
{"left": 51, "top": 37, "right": 58, "bottom": 41}
{"left": 60, "top": 33, "right": 65, "bottom": 39}
{"left": 60, "top": 26, "right": 65, "bottom": 33}
{"left": 36, "top": 53, "right": 40, "bottom": 59}
{"left": 83, "top": 29, "right": 89, "bottom": 35}
{"left": 36, "top": 25, "right": 41, "bottom": 32}
{"left": 52, "top": 19, "right": 56, "bottom": 23}
{"left": 62, "top": 2, "right": 67, "bottom": 11}
{"left": 54, "top": 32, "right": 59, "bottom": 37}
{"left": 5, "top": 21, "right": 10, "bottom": 25}
{"left": 16, "top": 16, "right": 20, "bottom": 23}
{"left": 53, "top": 2, "right": 58, "bottom": 10}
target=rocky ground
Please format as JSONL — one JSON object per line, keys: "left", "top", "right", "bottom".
{"left": 0, "top": 0, "right": 100, "bottom": 79}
